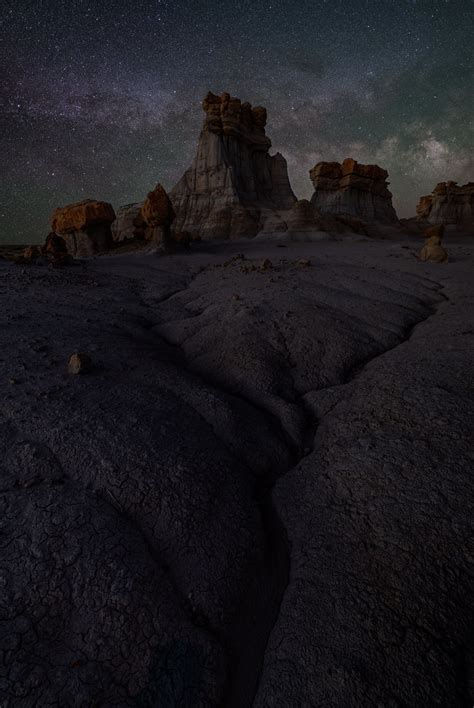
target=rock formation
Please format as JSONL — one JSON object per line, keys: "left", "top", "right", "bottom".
{"left": 416, "top": 181, "right": 474, "bottom": 232}
{"left": 43, "top": 232, "right": 67, "bottom": 256}
{"left": 141, "top": 183, "right": 176, "bottom": 247}
{"left": 418, "top": 224, "right": 448, "bottom": 263}
{"left": 170, "top": 91, "right": 296, "bottom": 239}
{"left": 20, "top": 233, "right": 72, "bottom": 266}
{"left": 309, "top": 158, "right": 399, "bottom": 224}
{"left": 257, "top": 199, "right": 355, "bottom": 241}
{"left": 51, "top": 199, "right": 116, "bottom": 256}
{"left": 111, "top": 203, "right": 146, "bottom": 242}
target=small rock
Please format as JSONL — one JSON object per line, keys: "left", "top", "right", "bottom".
{"left": 232, "top": 294, "right": 241, "bottom": 301}
{"left": 260, "top": 258, "right": 273, "bottom": 271}
{"left": 68, "top": 353, "right": 92, "bottom": 375}
{"left": 297, "top": 258, "right": 312, "bottom": 267}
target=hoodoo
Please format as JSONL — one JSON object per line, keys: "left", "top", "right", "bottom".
{"left": 169, "top": 91, "right": 296, "bottom": 239}
{"left": 309, "top": 158, "right": 399, "bottom": 224}
{"left": 416, "top": 181, "right": 474, "bottom": 232}
{"left": 51, "top": 199, "right": 116, "bottom": 256}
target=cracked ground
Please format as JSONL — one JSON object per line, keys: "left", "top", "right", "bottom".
{"left": 0, "top": 236, "right": 473, "bottom": 706}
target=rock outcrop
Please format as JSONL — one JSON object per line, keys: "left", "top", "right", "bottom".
{"left": 51, "top": 199, "right": 116, "bottom": 256}
{"left": 257, "top": 199, "right": 356, "bottom": 241}
{"left": 416, "top": 181, "right": 474, "bottom": 232}
{"left": 141, "top": 183, "right": 176, "bottom": 246}
{"left": 170, "top": 91, "right": 296, "bottom": 239}
{"left": 111, "top": 203, "right": 146, "bottom": 242}
{"left": 310, "top": 158, "right": 399, "bottom": 224}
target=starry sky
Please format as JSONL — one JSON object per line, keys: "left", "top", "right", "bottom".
{"left": 1, "top": 0, "right": 473, "bottom": 243}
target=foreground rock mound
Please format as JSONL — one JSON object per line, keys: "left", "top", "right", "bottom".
{"left": 52, "top": 199, "right": 116, "bottom": 256}
{"left": 416, "top": 181, "right": 474, "bottom": 232}
{"left": 310, "top": 158, "right": 399, "bottom": 224}
{"left": 170, "top": 91, "right": 296, "bottom": 239}
{"left": 256, "top": 199, "right": 363, "bottom": 241}
{"left": 0, "top": 240, "right": 473, "bottom": 704}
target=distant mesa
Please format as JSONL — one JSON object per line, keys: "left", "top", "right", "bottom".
{"left": 416, "top": 181, "right": 474, "bottom": 232}
{"left": 169, "top": 91, "right": 297, "bottom": 240}
{"left": 51, "top": 199, "right": 115, "bottom": 256}
{"left": 309, "top": 158, "right": 399, "bottom": 225}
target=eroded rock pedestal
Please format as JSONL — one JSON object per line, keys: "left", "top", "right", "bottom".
{"left": 51, "top": 199, "right": 116, "bottom": 256}
{"left": 170, "top": 91, "right": 296, "bottom": 239}
{"left": 141, "top": 183, "right": 176, "bottom": 247}
{"left": 310, "top": 158, "right": 399, "bottom": 224}
{"left": 416, "top": 181, "right": 474, "bottom": 233}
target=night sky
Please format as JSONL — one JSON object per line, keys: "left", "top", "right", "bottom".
{"left": 1, "top": 0, "right": 473, "bottom": 243}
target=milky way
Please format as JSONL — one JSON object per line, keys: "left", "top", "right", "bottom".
{"left": 1, "top": 0, "right": 473, "bottom": 243}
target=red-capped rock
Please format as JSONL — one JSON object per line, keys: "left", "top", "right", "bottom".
{"left": 309, "top": 158, "right": 399, "bottom": 224}
{"left": 51, "top": 200, "right": 115, "bottom": 234}
{"left": 51, "top": 200, "right": 116, "bottom": 257}
{"left": 141, "top": 184, "right": 176, "bottom": 248}
{"left": 170, "top": 91, "right": 296, "bottom": 240}
{"left": 142, "top": 184, "right": 176, "bottom": 228}
{"left": 415, "top": 182, "right": 474, "bottom": 232}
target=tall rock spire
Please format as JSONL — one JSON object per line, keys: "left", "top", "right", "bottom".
{"left": 170, "top": 91, "right": 296, "bottom": 239}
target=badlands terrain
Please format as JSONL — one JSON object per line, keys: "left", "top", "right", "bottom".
{"left": 1, "top": 90, "right": 474, "bottom": 705}
{"left": 1, "top": 233, "right": 473, "bottom": 706}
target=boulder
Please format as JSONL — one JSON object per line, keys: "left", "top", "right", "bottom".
{"left": 170, "top": 91, "right": 296, "bottom": 240}
{"left": 415, "top": 182, "right": 474, "bottom": 232}
{"left": 418, "top": 223, "right": 448, "bottom": 263}
{"left": 68, "top": 352, "right": 93, "bottom": 374}
{"left": 51, "top": 200, "right": 116, "bottom": 257}
{"left": 43, "top": 232, "right": 67, "bottom": 255}
{"left": 310, "top": 158, "right": 399, "bottom": 224}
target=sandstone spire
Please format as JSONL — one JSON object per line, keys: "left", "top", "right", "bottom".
{"left": 170, "top": 91, "right": 296, "bottom": 239}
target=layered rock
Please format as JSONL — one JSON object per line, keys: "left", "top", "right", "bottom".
{"left": 416, "top": 181, "right": 474, "bottom": 232}
{"left": 170, "top": 91, "right": 296, "bottom": 239}
{"left": 310, "top": 158, "right": 399, "bottom": 224}
{"left": 51, "top": 199, "right": 116, "bottom": 256}
{"left": 111, "top": 203, "right": 146, "bottom": 242}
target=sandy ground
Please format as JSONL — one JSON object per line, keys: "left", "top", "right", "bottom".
{"left": 0, "top": 234, "right": 473, "bottom": 706}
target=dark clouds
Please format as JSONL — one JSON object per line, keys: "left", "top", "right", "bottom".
{"left": 1, "top": 0, "right": 472, "bottom": 243}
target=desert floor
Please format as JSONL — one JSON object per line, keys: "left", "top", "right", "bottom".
{"left": 1, "top": 234, "right": 473, "bottom": 706}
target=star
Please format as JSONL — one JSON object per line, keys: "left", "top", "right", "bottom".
{"left": 0, "top": 0, "right": 472, "bottom": 243}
